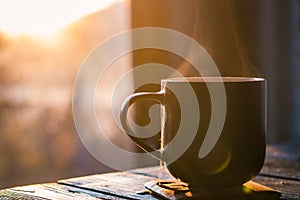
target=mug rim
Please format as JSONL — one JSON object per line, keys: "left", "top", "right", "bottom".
{"left": 162, "top": 76, "right": 265, "bottom": 83}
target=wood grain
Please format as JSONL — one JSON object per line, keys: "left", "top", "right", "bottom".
{"left": 0, "top": 144, "right": 299, "bottom": 199}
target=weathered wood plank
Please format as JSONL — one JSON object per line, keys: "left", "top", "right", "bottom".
{"left": 59, "top": 166, "right": 283, "bottom": 200}
{"left": 260, "top": 145, "right": 300, "bottom": 181}
{"left": 254, "top": 176, "right": 300, "bottom": 200}
{"left": 0, "top": 183, "right": 102, "bottom": 199}
{"left": 145, "top": 179, "right": 281, "bottom": 200}
{"left": 59, "top": 171, "right": 162, "bottom": 199}
{"left": 0, "top": 144, "right": 299, "bottom": 199}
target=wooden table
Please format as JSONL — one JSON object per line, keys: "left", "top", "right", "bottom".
{"left": 1, "top": 144, "right": 299, "bottom": 199}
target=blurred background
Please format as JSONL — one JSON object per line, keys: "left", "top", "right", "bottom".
{"left": 0, "top": 0, "right": 132, "bottom": 189}
{"left": 0, "top": 0, "right": 299, "bottom": 189}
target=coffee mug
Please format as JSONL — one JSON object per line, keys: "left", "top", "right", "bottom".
{"left": 120, "top": 77, "right": 266, "bottom": 189}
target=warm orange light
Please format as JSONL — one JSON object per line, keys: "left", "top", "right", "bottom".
{"left": 0, "top": 0, "right": 120, "bottom": 36}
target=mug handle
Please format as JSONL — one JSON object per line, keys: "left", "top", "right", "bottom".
{"left": 120, "top": 91, "right": 164, "bottom": 152}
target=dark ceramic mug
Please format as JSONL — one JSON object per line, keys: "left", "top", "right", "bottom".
{"left": 120, "top": 77, "right": 266, "bottom": 189}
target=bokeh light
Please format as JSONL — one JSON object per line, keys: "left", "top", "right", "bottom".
{"left": 0, "top": 0, "right": 119, "bottom": 36}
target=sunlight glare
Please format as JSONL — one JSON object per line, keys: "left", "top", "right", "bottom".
{"left": 0, "top": 0, "right": 120, "bottom": 36}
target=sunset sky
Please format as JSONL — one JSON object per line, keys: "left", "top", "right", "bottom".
{"left": 0, "top": 0, "right": 120, "bottom": 36}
